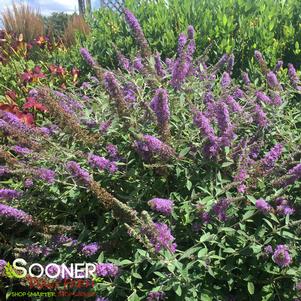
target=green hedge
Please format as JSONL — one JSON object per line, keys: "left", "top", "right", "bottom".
{"left": 78, "top": 0, "right": 301, "bottom": 71}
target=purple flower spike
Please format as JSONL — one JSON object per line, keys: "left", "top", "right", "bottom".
{"left": 150, "top": 222, "right": 177, "bottom": 253}
{"left": 215, "top": 102, "right": 235, "bottom": 147}
{"left": 264, "top": 245, "right": 273, "bottom": 255}
{"left": 261, "top": 144, "right": 283, "bottom": 170}
{"left": 281, "top": 163, "right": 301, "bottom": 187}
{"left": 150, "top": 88, "right": 170, "bottom": 125}
{"left": 193, "top": 111, "right": 216, "bottom": 142}
{"left": 0, "top": 203, "right": 33, "bottom": 225}
{"left": 233, "top": 88, "right": 244, "bottom": 99}
{"left": 106, "top": 144, "right": 119, "bottom": 159}
{"left": 99, "top": 120, "right": 111, "bottom": 134}
{"left": 255, "top": 199, "right": 272, "bottom": 214}
{"left": 254, "top": 50, "right": 265, "bottom": 66}
{"left": 267, "top": 71, "right": 280, "bottom": 89}
{"left": 12, "top": 146, "right": 32, "bottom": 155}
{"left": 256, "top": 91, "right": 272, "bottom": 104}
{"left": 187, "top": 25, "right": 195, "bottom": 39}
{"left": 80, "top": 48, "right": 97, "bottom": 67}
{"left": 0, "top": 260, "right": 7, "bottom": 274}
{"left": 81, "top": 242, "right": 100, "bottom": 257}
{"left": 288, "top": 63, "right": 301, "bottom": 90}
{"left": 0, "top": 189, "right": 22, "bottom": 200}
{"left": 225, "top": 95, "right": 242, "bottom": 113}
{"left": 276, "top": 204, "right": 295, "bottom": 216}
{"left": 214, "top": 54, "right": 229, "bottom": 70}
{"left": 95, "top": 263, "right": 119, "bottom": 277}
{"left": 170, "top": 53, "right": 190, "bottom": 89}
{"left": 221, "top": 72, "right": 231, "bottom": 88}
{"left": 133, "top": 56, "right": 144, "bottom": 72}
{"left": 272, "top": 245, "right": 292, "bottom": 267}
{"left": 148, "top": 198, "right": 173, "bottom": 215}
{"left": 103, "top": 72, "right": 119, "bottom": 97}
{"left": 212, "top": 198, "right": 230, "bottom": 221}
{"left": 227, "top": 54, "right": 235, "bottom": 74}
{"left": 274, "top": 60, "right": 283, "bottom": 72}
{"left": 242, "top": 72, "right": 251, "bottom": 85}
{"left": 117, "top": 51, "right": 131, "bottom": 72}
{"left": 66, "top": 161, "right": 91, "bottom": 184}
{"left": 254, "top": 104, "right": 268, "bottom": 127}
{"left": 154, "top": 53, "right": 165, "bottom": 77}
{"left": 124, "top": 9, "right": 150, "bottom": 57}
{"left": 134, "top": 135, "right": 174, "bottom": 161}
{"left": 36, "top": 168, "right": 56, "bottom": 184}
{"left": 24, "top": 179, "right": 34, "bottom": 188}
{"left": 177, "top": 33, "right": 187, "bottom": 56}
{"left": 193, "top": 110, "right": 219, "bottom": 157}
{"left": 147, "top": 291, "right": 166, "bottom": 301}
{"left": 89, "top": 154, "right": 110, "bottom": 170}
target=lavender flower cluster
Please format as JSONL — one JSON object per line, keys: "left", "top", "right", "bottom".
{"left": 150, "top": 88, "right": 170, "bottom": 125}
{"left": 88, "top": 154, "right": 118, "bottom": 173}
{"left": 134, "top": 135, "right": 174, "bottom": 161}
{"left": 80, "top": 242, "right": 100, "bottom": 257}
{"left": 0, "top": 203, "right": 33, "bottom": 225}
{"left": 0, "top": 189, "right": 22, "bottom": 200}
{"left": 66, "top": 161, "right": 91, "bottom": 184}
{"left": 0, "top": 259, "right": 7, "bottom": 275}
{"left": 255, "top": 198, "right": 294, "bottom": 216}
{"left": 95, "top": 263, "right": 119, "bottom": 278}
{"left": 148, "top": 198, "right": 173, "bottom": 215}
{"left": 149, "top": 222, "right": 177, "bottom": 253}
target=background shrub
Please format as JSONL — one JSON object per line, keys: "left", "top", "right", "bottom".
{"left": 43, "top": 12, "right": 71, "bottom": 40}
{"left": 74, "top": 0, "right": 301, "bottom": 72}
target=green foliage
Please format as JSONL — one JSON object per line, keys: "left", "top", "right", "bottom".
{"left": 43, "top": 12, "right": 71, "bottom": 39}
{"left": 74, "top": 0, "right": 301, "bottom": 71}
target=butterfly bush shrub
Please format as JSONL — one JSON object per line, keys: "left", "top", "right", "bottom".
{"left": 1, "top": 9, "right": 301, "bottom": 301}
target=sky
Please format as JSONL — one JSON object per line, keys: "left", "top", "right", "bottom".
{"left": 0, "top": 0, "right": 100, "bottom": 16}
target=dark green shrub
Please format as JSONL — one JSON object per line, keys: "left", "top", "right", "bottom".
{"left": 77, "top": 0, "right": 301, "bottom": 72}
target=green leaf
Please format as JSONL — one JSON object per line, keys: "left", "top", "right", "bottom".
{"left": 248, "top": 282, "right": 255, "bottom": 295}
{"left": 128, "top": 291, "right": 140, "bottom": 301}
{"left": 132, "top": 272, "right": 142, "bottom": 279}
{"left": 224, "top": 247, "right": 236, "bottom": 253}
{"left": 119, "top": 259, "right": 133, "bottom": 265}
{"left": 198, "top": 248, "right": 208, "bottom": 258}
{"left": 222, "top": 15, "right": 227, "bottom": 26}
{"left": 186, "top": 180, "right": 192, "bottom": 191}
{"left": 179, "top": 147, "right": 190, "bottom": 157}
{"left": 175, "top": 284, "right": 182, "bottom": 296}
{"left": 242, "top": 210, "right": 255, "bottom": 221}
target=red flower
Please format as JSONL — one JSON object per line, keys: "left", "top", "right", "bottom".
{"left": 15, "top": 111, "right": 34, "bottom": 125}
{"left": 56, "top": 65, "right": 65, "bottom": 76}
{"left": 23, "top": 97, "right": 47, "bottom": 112}
{"left": 0, "top": 104, "right": 34, "bottom": 125}
{"left": 21, "top": 71, "right": 32, "bottom": 83}
{"left": 49, "top": 64, "right": 57, "bottom": 75}
{"left": 72, "top": 67, "right": 80, "bottom": 82}
{"left": 0, "top": 104, "right": 19, "bottom": 113}
{"left": 5, "top": 91, "right": 17, "bottom": 102}
{"left": 33, "top": 66, "right": 42, "bottom": 74}
{"left": 32, "top": 65, "right": 45, "bottom": 79}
